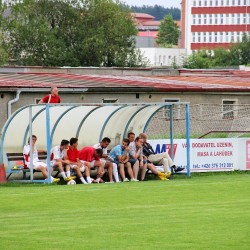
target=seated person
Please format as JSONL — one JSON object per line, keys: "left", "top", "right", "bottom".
{"left": 23, "top": 135, "right": 59, "bottom": 183}
{"left": 129, "top": 136, "right": 147, "bottom": 181}
{"left": 78, "top": 146, "right": 104, "bottom": 183}
{"left": 109, "top": 139, "right": 138, "bottom": 182}
{"left": 50, "top": 139, "right": 76, "bottom": 182}
{"left": 65, "top": 137, "right": 91, "bottom": 184}
{"left": 139, "top": 133, "right": 184, "bottom": 176}
{"left": 93, "top": 137, "right": 120, "bottom": 183}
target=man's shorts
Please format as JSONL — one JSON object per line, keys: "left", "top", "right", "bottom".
{"left": 27, "top": 161, "right": 47, "bottom": 170}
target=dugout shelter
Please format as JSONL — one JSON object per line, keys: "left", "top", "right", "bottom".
{"left": 0, "top": 103, "right": 191, "bottom": 182}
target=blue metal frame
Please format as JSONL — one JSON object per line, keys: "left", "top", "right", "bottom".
{"left": 23, "top": 106, "right": 46, "bottom": 146}
{"left": 99, "top": 105, "right": 127, "bottom": 142}
{"left": 50, "top": 106, "right": 77, "bottom": 141}
{"left": 76, "top": 106, "right": 101, "bottom": 138}
{"left": 123, "top": 104, "right": 151, "bottom": 138}
{"left": 0, "top": 105, "right": 34, "bottom": 165}
{"left": 186, "top": 104, "right": 191, "bottom": 176}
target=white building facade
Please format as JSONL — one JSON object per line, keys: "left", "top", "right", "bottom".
{"left": 180, "top": 0, "right": 250, "bottom": 55}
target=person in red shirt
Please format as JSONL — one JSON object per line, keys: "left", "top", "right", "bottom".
{"left": 79, "top": 147, "right": 104, "bottom": 183}
{"left": 38, "top": 86, "right": 61, "bottom": 104}
{"left": 65, "top": 137, "right": 91, "bottom": 184}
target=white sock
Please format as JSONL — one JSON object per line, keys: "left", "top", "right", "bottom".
{"left": 86, "top": 176, "right": 92, "bottom": 183}
{"left": 61, "top": 172, "right": 66, "bottom": 180}
{"left": 80, "top": 177, "right": 87, "bottom": 184}
{"left": 66, "top": 171, "right": 70, "bottom": 177}
{"left": 112, "top": 163, "right": 120, "bottom": 182}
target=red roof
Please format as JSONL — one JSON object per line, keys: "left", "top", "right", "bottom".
{"left": 138, "top": 31, "right": 158, "bottom": 38}
{"left": 0, "top": 69, "right": 250, "bottom": 92}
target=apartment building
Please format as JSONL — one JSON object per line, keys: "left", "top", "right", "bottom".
{"left": 180, "top": 0, "right": 250, "bottom": 54}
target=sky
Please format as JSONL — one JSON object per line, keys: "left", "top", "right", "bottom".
{"left": 121, "top": 0, "right": 181, "bottom": 8}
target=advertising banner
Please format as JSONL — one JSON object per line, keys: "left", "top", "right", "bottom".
{"left": 148, "top": 138, "right": 248, "bottom": 172}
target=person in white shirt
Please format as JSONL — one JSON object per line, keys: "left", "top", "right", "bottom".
{"left": 93, "top": 137, "right": 120, "bottom": 183}
{"left": 23, "top": 135, "right": 59, "bottom": 183}
{"left": 50, "top": 139, "right": 76, "bottom": 182}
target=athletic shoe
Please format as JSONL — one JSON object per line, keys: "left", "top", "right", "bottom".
{"left": 131, "top": 178, "right": 139, "bottom": 182}
{"left": 158, "top": 174, "right": 167, "bottom": 181}
{"left": 105, "top": 181, "right": 115, "bottom": 184}
{"left": 175, "top": 166, "right": 185, "bottom": 173}
{"left": 52, "top": 178, "right": 60, "bottom": 183}
{"left": 123, "top": 178, "right": 129, "bottom": 182}
{"left": 65, "top": 176, "right": 76, "bottom": 182}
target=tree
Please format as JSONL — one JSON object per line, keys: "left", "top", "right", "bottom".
{"left": 156, "top": 15, "right": 179, "bottom": 47}
{"left": 1, "top": 0, "right": 146, "bottom": 67}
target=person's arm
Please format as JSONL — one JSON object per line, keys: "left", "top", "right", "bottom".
{"left": 38, "top": 99, "right": 45, "bottom": 104}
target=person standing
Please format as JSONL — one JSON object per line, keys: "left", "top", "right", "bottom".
{"left": 38, "top": 86, "right": 60, "bottom": 104}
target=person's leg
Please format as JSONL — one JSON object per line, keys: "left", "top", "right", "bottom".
{"left": 147, "top": 163, "right": 168, "bottom": 180}
{"left": 105, "top": 162, "right": 113, "bottom": 182}
{"left": 112, "top": 162, "right": 120, "bottom": 182}
{"left": 140, "top": 161, "right": 148, "bottom": 181}
{"left": 125, "top": 162, "right": 136, "bottom": 181}
{"left": 131, "top": 160, "right": 139, "bottom": 180}
{"left": 72, "top": 164, "right": 88, "bottom": 184}
{"left": 54, "top": 162, "right": 67, "bottom": 180}
{"left": 119, "top": 163, "right": 126, "bottom": 181}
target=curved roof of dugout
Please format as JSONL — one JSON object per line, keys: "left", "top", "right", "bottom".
{"left": 0, "top": 103, "right": 189, "bottom": 166}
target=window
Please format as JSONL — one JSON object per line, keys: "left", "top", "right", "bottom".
{"left": 203, "top": 32, "right": 207, "bottom": 42}
{"left": 193, "top": 0, "right": 196, "bottom": 6}
{"left": 198, "top": 32, "right": 201, "bottom": 42}
{"left": 243, "top": 13, "right": 246, "bottom": 24}
{"left": 220, "top": 32, "right": 223, "bottom": 42}
{"left": 225, "top": 32, "right": 229, "bottom": 42}
{"left": 214, "top": 32, "right": 218, "bottom": 42}
{"left": 231, "top": 32, "right": 235, "bottom": 42}
{"left": 163, "top": 99, "right": 181, "bottom": 119}
{"left": 222, "top": 100, "right": 237, "bottom": 119}
{"left": 237, "top": 32, "right": 241, "bottom": 41}
{"left": 215, "top": 14, "right": 218, "bottom": 24}
{"left": 193, "top": 32, "right": 196, "bottom": 42}
{"left": 231, "top": 14, "right": 235, "bottom": 24}
{"left": 204, "top": 0, "right": 207, "bottom": 6}
{"left": 237, "top": 14, "right": 241, "bottom": 24}
{"left": 204, "top": 14, "right": 207, "bottom": 24}
{"left": 198, "top": 14, "right": 202, "bottom": 24}
{"left": 102, "top": 99, "right": 118, "bottom": 103}
{"left": 209, "top": 32, "right": 212, "bottom": 42}
{"left": 35, "top": 98, "right": 41, "bottom": 104}
{"left": 209, "top": 14, "right": 213, "bottom": 24}
{"left": 193, "top": 15, "right": 196, "bottom": 24}
{"left": 220, "top": 14, "right": 224, "bottom": 24}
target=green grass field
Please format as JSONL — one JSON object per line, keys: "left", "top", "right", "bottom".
{"left": 0, "top": 172, "right": 250, "bottom": 250}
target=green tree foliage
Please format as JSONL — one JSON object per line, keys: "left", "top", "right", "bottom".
{"left": 0, "top": 1, "right": 9, "bottom": 65}
{"left": 184, "top": 33, "right": 250, "bottom": 69}
{"left": 127, "top": 5, "right": 181, "bottom": 21}
{"left": 1, "top": 0, "right": 147, "bottom": 67}
{"left": 156, "top": 15, "right": 179, "bottom": 47}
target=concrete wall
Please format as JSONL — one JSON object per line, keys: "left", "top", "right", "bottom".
{"left": 1, "top": 91, "right": 250, "bottom": 132}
